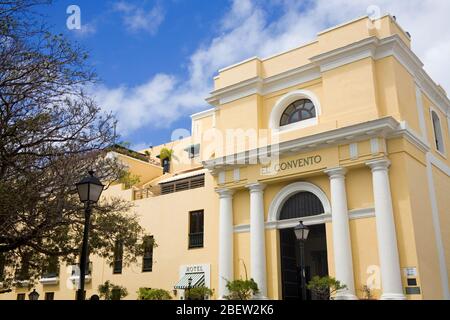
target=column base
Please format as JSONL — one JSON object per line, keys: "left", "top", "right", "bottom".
{"left": 334, "top": 292, "right": 358, "bottom": 300}
{"left": 380, "top": 293, "right": 407, "bottom": 300}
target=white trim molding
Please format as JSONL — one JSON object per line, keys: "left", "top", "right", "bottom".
{"left": 269, "top": 90, "right": 322, "bottom": 132}
{"left": 267, "top": 181, "right": 331, "bottom": 223}
{"left": 234, "top": 208, "right": 375, "bottom": 233}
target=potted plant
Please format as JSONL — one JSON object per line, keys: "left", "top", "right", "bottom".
{"left": 158, "top": 147, "right": 173, "bottom": 174}
{"left": 306, "top": 276, "right": 347, "bottom": 300}
{"left": 98, "top": 281, "right": 128, "bottom": 300}
{"left": 137, "top": 288, "right": 172, "bottom": 300}
{"left": 224, "top": 279, "right": 259, "bottom": 300}
{"left": 185, "top": 286, "right": 214, "bottom": 300}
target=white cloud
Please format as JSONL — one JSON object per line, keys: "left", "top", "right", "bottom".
{"left": 95, "top": 0, "right": 450, "bottom": 139}
{"left": 72, "top": 22, "right": 97, "bottom": 38}
{"left": 114, "top": 1, "right": 165, "bottom": 35}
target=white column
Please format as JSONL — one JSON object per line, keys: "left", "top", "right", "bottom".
{"left": 366, "top": 159, "right": 406, "bottom": 300}
{"left": 216, "top": 188, "right": 234, "bottom": 299}
{"left": 247, "top": 183, "right": 268, "bottom": 299}
{"left": 324, "top": 167, "right": 357, "bottom": 300}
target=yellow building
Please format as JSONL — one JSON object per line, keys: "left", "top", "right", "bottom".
{"left": 4, "top": 14, "right": 450, "bottom": 300}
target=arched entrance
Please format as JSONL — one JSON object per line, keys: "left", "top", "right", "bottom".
{"left": 271, "top": 183, "right": 330, "bottom": 300}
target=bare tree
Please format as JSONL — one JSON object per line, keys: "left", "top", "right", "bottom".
{"left": 0, "top": 1, "right": 146, "bottom": 287}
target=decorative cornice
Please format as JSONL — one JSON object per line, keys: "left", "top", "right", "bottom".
{"left": 233, "top": 208, "right": 375, "bottom": 233}
{"left": 203, "top": 117, "right": 399, "bottom": 170}
{"left": 204, "top": 34, "right": 449, "bottom": 115}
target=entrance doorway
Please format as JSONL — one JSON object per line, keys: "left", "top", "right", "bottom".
{"left": 278, "top": 191, "right": 329, "bottom": 300}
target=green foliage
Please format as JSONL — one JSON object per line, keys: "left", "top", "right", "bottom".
{"left": 118, "top": 171, "right": 140, "bottom": 189}
{"left": 224, "top": 279, "right": 259, "bottom": 300}
{"left": 185, "top": 286, "right": 214, "bottom": 300}
{"left": 361, "top": 285, "right": 374, "bottom": 300}
{"left": 98, "top": 281, "right": 128, "bottom": 300}
{"left": 307, "top": 276, "right": 347, "bottom": 300}
{"left": 159, "top": 148, "right": 174, "bottom": 161}
{"left": 137, "top": 288, "right": 172, "bottom": 300}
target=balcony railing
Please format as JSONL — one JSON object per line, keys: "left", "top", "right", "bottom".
{"left": 133, "top": 186, "right": 161, "bottom": 200}
{"left": 188, "top": 232, "right": 204, "bottom": 249}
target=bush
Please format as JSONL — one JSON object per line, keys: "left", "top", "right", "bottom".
{"left": 138, "top": 288, "right": 172, "bottom": 300}
{"left": 159, "top": 148, "right": 173, "bottom": 161}
{"left": 98, "top": 281, "right": 128, "bottom": 300}
{"left": 306, "top": 276, "right": 347, "bottom": 300}
{"left": 185, "top": 286, "right": 213, "bottom": 300}
{"left": 224, "top": 279, "right": 259, "bottom": 300}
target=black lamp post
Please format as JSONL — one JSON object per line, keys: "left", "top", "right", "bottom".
{"left": 75, "top": 170, "right": 104, "bottom": 301}
{"left": 294, "top": 221, "right": 310, "bottom": 301}
{"left": 28, "top": 289, "right": 39, "bottom": 300}
{"left": 186, "top": 276, "right": 193, "bottom": 300}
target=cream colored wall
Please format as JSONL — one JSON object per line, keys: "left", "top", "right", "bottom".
{"left": 432, "top": 165, "right": 450, "bottom": 293}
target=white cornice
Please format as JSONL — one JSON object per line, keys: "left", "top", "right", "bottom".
{"left": 203, "top": 117, "right": 400, "bottom": 170}
{"left": 233, "top": 208, "right": 375, "bottom": 233}
{"left": 206, "top": 34, "right": 450, "bottom": 114}
{"left": 191, "top": 108, "right": 217, "bottom": 121}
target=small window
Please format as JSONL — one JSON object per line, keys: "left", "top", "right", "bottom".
{"left": 431, "top": 110, "right": 445, "bottom": 153}
{"left": 16, "top": 254, "right": 30, "bottom": 281}
{"left": 113, "top": 240, "right": 123, "bottom": 274}
{"left": 189, "top": 210, "right": 204, "bottom": 249}
{"left": 45, "top": 292, "right": 55, "bottom": 300}
{"left": 142, "top": 236, "right": 154, "bottom": 272}
{"left": 185, "top": 144, "right": 200, "bottom": 159}
{"left": 280, "top": 99, "right": 316, "bottom": 127}
{"left": 17, "top": 293, "right": 25, "bottom": 300}
{"left": 42, "top": 256, "right": 59, "bottom": 279}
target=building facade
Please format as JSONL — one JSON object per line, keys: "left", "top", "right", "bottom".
{"left": 3, "top": 15, "right": 450, "bottom": 300}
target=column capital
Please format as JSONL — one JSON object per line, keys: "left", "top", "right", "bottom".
{"left": 246, "top": 182, "right": 266, "bottom": 193}
{"left": 216, "top": 188, "right": 234, "bottom": 199}
{"left": 324, "top": 167, "right": 347, "bottom": 179}
{"left": 366, "top": 158, "right": 391, "bottom": 172}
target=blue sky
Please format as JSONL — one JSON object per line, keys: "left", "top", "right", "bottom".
{"left": 38, "top": 0, "right": 450, "bottom": 150}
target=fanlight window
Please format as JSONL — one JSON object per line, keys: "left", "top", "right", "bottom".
{"left": 279, "top": 99, "right": 316, "bottom": 127}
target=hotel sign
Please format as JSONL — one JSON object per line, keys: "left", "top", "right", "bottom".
{"left": 261, "top": 155, "right": 322, "bottom": 175}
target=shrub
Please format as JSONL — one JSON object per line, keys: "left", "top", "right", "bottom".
{"left": 137, "top": 288, "right": 172, "bottom": 300}
{"left": 98, "top": 281, "right": 128, "bottom": 300}
{"left": 306, "top": 276, "right": 347, "bottom": 300}
{"left": 159, "top": 148, "right": 173, "bottom": 161}
{"left": 224, "top": 279, "right": 259, "bottom": 300}
{"left": 185, "top": 286, "right": 213, "bottom": 300}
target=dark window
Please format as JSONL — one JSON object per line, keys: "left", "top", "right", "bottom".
{"left": 279, "top": 192, "right": 324, "bottom": 220}
{"left": 186, "top": 144, "right": 200, "bottom": 158}
{"left": 280, "top": 99, "right": 316, "bottom": 127}
{"left": 142, "top": 236, "right": 154, "bottom": 272}
{"left": 45, "top": 292, "right": 55, "bottom": 300}
{"left": 16, "top": 254, "right": 30, "bottom": 281}
{"left": 431, "top": 111, "right": 445, "bottom": 153}
{"left": 17, "top": 293, "right": 25, "bottom": 300}
{"left": 189, "top": 210, "right": 204, "bottom": 249}
{"left": 113, "top": 240, "right": 123, "bottom": 274}
{"left": 42, "top": 256, "right": 59, "bottom": 278}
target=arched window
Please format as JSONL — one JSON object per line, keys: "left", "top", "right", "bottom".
{"left": 279, "top": 192, "right": 324, "bottom": 220}
{"left": 279, "top": 99, "right": 316, "bottom": 127}
{"left": 431, "top": 110, "right": 445, "bottom": 153}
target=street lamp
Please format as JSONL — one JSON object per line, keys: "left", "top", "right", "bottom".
{"left": 186, "top": 276, "right": 193, "bottom": 300}
{"left": 28, "top": 289, "right": 39, "bottom": 300}
{"left": 75, "top": 170, "right": 104, "bottom": 301}
{"left": 294, "top": 221, "right": 309, "bottom": 301}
